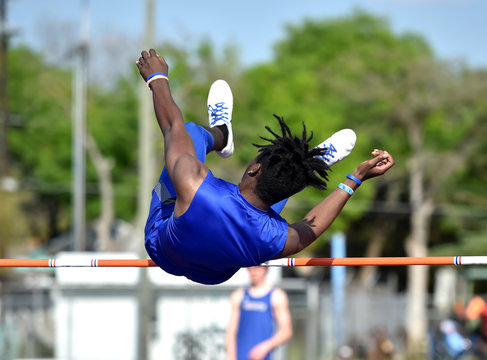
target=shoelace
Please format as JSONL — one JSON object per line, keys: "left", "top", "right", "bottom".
{"left": 317, "top": 143, "right": 337, "bottom": 161}
{"left": 208, "top": 102, "right": 229, "bottom": 126}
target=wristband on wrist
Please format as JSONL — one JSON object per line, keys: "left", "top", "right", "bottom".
{"left": 146, "top": 72, "right": 167, "bottom": 81}
{"left": 338, "top": 183, "right": 354, "bottom": 196}
{"left": 346, "top": 173, "right": 362, "bottom": 186}
{"left": 147, "top": 74, "right": 168, "bottom": 88}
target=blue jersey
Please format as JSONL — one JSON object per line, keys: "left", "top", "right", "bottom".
{"left": 145, "top": 171, "right": 288, "bottom": 285}
{"left": 237, "top": 288, "right": 275, "bottom": 360}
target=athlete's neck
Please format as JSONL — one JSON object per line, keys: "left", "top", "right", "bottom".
{"left": 238, "top": 161, "right": 270, "bottom": 211}
{"left": 239, "top": 187, "right": 269, "bottom": 211}
{"left": 249, "top": 281, "right": 272, "bottom": 297}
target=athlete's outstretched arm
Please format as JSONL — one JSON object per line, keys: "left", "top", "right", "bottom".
{"left": 136, "top": 49, "right": 208, "bottom": 215}
{"left": 136, "top": 49, "right": 181, "bottom": 135}
{"left": 278, "top": 150, "right": 394, "bottom": 258}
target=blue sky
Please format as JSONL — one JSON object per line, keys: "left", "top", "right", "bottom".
{"left": 7, "top": 0, "right": 487, "bottom": 79}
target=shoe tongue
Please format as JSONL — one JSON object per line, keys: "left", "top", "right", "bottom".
{"left": 216, "top": 124, "right": 229, "bottom": 148}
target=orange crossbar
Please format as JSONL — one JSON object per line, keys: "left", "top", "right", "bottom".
{"left": 0, "top": 256, "right": 485, "bottom": 268}
{"left": 97, "top": 259, "right": 156, "bottom": 267}
{"left": 292, "top": 256, "right": 457, "bottom": 266}
{"left": 0, "top": 259, "right": 157, "bottom": 267}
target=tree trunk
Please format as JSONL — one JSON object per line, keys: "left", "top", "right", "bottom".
{"left": 357, "top": 229, "right": 386, "bottom": 289}
{"left": 404, "top": 152, "right": 434, "bottom": 354}
{"left": 86, "top": 133, "right": 114, "bottom": 251}
{"left": 357, "top": 184, "right": 400, "bottom": 289}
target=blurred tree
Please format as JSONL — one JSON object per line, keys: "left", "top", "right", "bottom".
{"left": 0, "top": 188, "right": 30, "bottom": 259}
{"left": 85, "top": 132, "right": 114, "bottom": 251}
{"left": 7, "top": 46, "right": 72, "bottom": 241}
{"left": 383, "top": 59, "right": 487, "bottom": 353}
{"left": 237, "top": 10, "right": 487, "bottom": 354}
{"left": 6, "top": 46, "right": 142, "bottom": 247}
{"left": 6, "top": 40, "right": 241, "bottom": 250}
{"left": 86, "top": 74, "right": 139, "bottom": 225}
{"left": 238, "top": 11, "right": 431, "bottom": 248}
{"left": 6, "top": 45, "right": 140, "bottom": 246}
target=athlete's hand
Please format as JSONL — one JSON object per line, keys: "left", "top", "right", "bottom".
{"left": 351, "top": 149, "right": 395, "bottom": 182}
{"left": 248, "top": 342, "right": 271, "bottom": 360}
{"left": 135, "top": 48, "right": 168, "bottom": 81}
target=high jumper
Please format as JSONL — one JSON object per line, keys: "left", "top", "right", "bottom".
{"left": 136, "top": 48, "right": 394, "bottom": 285}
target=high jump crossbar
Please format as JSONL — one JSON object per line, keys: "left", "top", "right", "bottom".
{"left": 0, "top": 256, "right": 486, "bottom": 268}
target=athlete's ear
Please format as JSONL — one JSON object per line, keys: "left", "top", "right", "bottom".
{"left": 247, "top": 162, "right": 261, "bottom": 177}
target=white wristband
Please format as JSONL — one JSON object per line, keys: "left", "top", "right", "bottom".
{"left": 338, "top": 183, "right": 354, "bottom": 196}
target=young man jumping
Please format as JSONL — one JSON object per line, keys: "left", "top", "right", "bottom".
{"left": 137, "top": 49, "right": 394, "bottom": 285}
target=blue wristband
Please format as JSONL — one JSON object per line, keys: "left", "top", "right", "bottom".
{"left": 146, "top": 72, "right": 167, "bottom": 81}
{"left": 347, "top": 173, "right": 362, "bottom": 186}
{"left": 338, "top": 183, "right": 354, "bottom": 196}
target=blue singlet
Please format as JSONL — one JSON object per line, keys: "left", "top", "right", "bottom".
{"left": 237, "top": 288, "right": 275, "bottom": 360}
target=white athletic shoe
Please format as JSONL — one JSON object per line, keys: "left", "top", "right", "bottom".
{"left": 207, "top": 79, "right": 234, "bottom": 158}
{"left": 315, "top": 129, "right": 357, "bottom": 167}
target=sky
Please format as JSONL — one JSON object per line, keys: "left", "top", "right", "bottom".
{"left": 6, "top": 0, "right": 487, "bottom": 82}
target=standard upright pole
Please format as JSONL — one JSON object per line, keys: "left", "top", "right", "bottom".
{"left": 136, "top": 0, "right": 155, "bottom": 359}
{"left": 331, "top": 233, "right": 346, "bottom": 353}
{"left": 71, "top": 0, "right": 89, "bottom": 251}
{"left": 0, "top": 0, "right": 8, "bottom": 176}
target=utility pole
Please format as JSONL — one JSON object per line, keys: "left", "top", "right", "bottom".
{"left": 0, "top": 0, "right": 5, "bottom": 331}
{"left": 0, "top": 0, "right": 11, "bottom": 177}
{"left": 138, "top": 0, "right": 155, "bottom": 222}
{"left": 71, "top": 0, "right": 89, "bottom": 251}
{"left": 0, "top": 0, "right": 15, "bottom": 329}
{"left": 136, "top": 0, "right": 155, "bottom": 359}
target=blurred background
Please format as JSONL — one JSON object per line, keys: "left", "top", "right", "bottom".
{"left": 0, "top": 0, "right": 486, "bottom": 359}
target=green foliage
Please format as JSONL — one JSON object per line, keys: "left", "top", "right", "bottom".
{"left": 0, "top": 189, "right": 31, "bottom": 255}
{"left": 275, "top": 11, "right": 431, "bottom": 73}
{"left": 236, "top": 12, "right": 433, "bottom": 244}
{"left": 4, "top": 40, "right": 242, "bottom": 241}
{"left": 7, "top": 47, "right": 73, "bottom": 239}
{"left": 6, "top": 46, "right": 141, "bottom": 235}
{"left": 87, "top": 74, "right": 139, "bottom": 220}
{"left": 8, "top": 47, "right": 72, "bottom": 184}
{"left": 236, "top": 11, "right": 487, "bottom": 259}
{"left": 431, "top": 224, "right": 487, "bottom": 256}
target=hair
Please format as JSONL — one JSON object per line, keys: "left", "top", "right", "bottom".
{"left": 252, "top": 114, "right": 330, "bottom": 206}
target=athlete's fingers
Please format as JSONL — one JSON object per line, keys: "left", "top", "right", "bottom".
{"left": 369, "top": 153, "right": 388, "bottom": 168}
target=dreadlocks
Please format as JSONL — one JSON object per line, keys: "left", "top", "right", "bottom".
{"left": 252, "top": 114, "right": 330, "bottom": 206}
